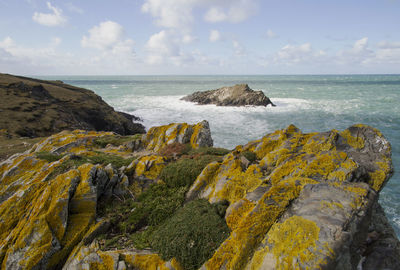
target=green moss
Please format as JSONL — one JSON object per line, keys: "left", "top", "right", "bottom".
{"left": 160, "top": 155, "right": 222, "bottom": 188}
{"left": 93, "top": 134, "right": 142, "bottom": 148}
{"left": 151, "top": 199, "right": 230, "bottom": 270}
{"left": 35, "top": 151, "right": 64, "bottom": 162}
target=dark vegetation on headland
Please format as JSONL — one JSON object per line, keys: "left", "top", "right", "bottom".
{"left": 0, "top": 73, "right": 145, "bottom": 160}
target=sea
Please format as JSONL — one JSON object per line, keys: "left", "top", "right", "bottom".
{"left": 41, "top": 74, "right": 400, "bottom": 237}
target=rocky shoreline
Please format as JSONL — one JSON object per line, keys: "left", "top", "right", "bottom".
{"left": 0, "top": 74, "right": 399, "bottom": 269}
{"left": 0, "top": 120, "right": 398, "bottom": 269}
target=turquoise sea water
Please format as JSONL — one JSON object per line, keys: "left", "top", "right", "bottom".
{"left": 42, "top": 75, "right": 400, "bottom": 237}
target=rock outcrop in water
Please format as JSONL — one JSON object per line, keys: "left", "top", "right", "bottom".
{"left": 181, "top": 84, "right": 276, "bottom": 107}
{"left": 0, "top": 73, "right": 145, "bottom": 138}
{"left": 0, "top": 121, "right": 398, "bottom": 270}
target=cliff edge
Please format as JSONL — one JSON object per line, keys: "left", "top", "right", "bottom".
{"left": 0, "top": 73, "right": 145, "bottom": 138}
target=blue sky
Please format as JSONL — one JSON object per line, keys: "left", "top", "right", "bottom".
{"left": 0, "top": 0, "right": 399, "bottom": 75}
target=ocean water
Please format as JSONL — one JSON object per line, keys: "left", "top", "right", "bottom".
{"left": 43, "top": 75, "right": 400, "bottom": 237}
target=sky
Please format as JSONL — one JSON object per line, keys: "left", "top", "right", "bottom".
{"left": 0, "top": 0, "right": 399, "bottom": 75}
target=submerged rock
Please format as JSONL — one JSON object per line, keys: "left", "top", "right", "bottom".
{"left": 0, "top": 122, "right": 397, "bottom": 270}
{"left": 181, "top": 84, "right": 276, "bottom": 107}
{"left": 0, "top": 73, "right": 145, "bottom": 138}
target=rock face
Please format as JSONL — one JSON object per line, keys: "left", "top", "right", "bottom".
{"left": 0, "top": 73, "right": 145, "bottom": 138}
{"left": 181, "top": 84, "right": 276, "bottom": 107}
{"left": 187, "top": 124, "right": 394, "bottom": 269}
{"left": 0, "top": 122, "right": 398, "bottom": 270}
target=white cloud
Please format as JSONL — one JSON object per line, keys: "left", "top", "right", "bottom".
{"left": 377, "top": 41, "right": 400, "bottom": 49}
{"left": 145, "top": 30, "right": 180, "bottom": 65}
{"left": 0, "top": 36, "right": 140, "bottom": 75}
{"left": 209, "top": 30, "right": 221, "bottom": 42}
{"left": 141, "top": 0, "right": 195, "bottom": 30}
{"left": 265, "top": 29, "right": 277, "bottom": 39}
{"left": 274, "top": 43, "right": 326, "bottom": 65}
{"left": 204, "top": 7, "right": 228, "bottom": 23}
{"left": 65, "top": 2, "right": 84, "bottom": 14}
{"left": 369, "top": 41, "right": 400, "bottom": 65}
{"left": 336, "top": 37, "right": 374, "bottom": 65}
{"left": 0, "top": 36, "right": 71, "bottom": 73}
{"left": 51, "top": 37, "right": 61, "bottom": 46}
{"left": 142, "top": 0, "right": 257, "bottom": 30}
{"left": 81, "top": 21, "right": 135, "bottom": 58}
{"left": 145, "top": 30, "right": 211, "bottom": 67}
{"left": 233, "top": 40, "right": 246, "bottom": 56}
{"left": 32, "top": 2, "right": 67, "bottom": 27}
{"left": 204, "top": 0, "right": 257, "bottom": 23}
{"left": 182, "top": 34, "right": 197, "bottom": 44}
{"left": 353, "top": 37, "right": 368, "bottom": 53}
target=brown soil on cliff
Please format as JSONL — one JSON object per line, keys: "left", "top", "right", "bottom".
{"left": 0, "top": 73, "right": 145, "bottom": 139}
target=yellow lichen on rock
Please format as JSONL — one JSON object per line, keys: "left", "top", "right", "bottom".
{"left": 143, "top": 121, "right": 212, "bottom": 151}
{"left": 369, "top": 159, "right": 391, "bottom": 191}
{"left": 127, "top": 155, "right": 167, "bottom": 179}
{"left": 267, "top": 216, "right": 320, "bottom": 270}
{"left": 205, "top": 178, "right": 316, "bottom": 270}
{"left": 340, "top": 129, "right": 365, "bottom": 149}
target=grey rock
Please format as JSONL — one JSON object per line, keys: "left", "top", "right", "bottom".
{"left": 181, "top": 84, "right": 276, "bottom": 107}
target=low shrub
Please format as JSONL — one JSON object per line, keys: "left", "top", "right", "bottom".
{"left": 100, "top": 183, "right": 187, "bottom": 235}
{"left": 160, "top": 155, "right": 221, "bottom": 188}
{"left": 151, "top": 199, "right": 230, "bottom": 270}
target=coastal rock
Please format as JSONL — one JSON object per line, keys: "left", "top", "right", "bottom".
{"left": 0, "top": 122, "right": 397, "bottom": 270}
{"left": 0, "top": 73, "right": 145, "bottom": 138}
{"left": 143, "top": 120, "right": 213, "bottom": 152}
{"left": 181, "top": 84, "right": 276, "bottom": 107}
{"left": 0, "top": 130, "right": 136, "bottom": 269}
{"left": 187, "top": 124, "right": 393, "bottom": 269}
{"left": 63, "top": 240, "right": 182, "bottom": 270}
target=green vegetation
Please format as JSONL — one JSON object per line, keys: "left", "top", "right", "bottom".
{"left": 35, "top": 151, "right": 64, "bottom": 162}
{"left": 242, "top": 150, "right": 257, "bottom": 163}
{"left": 93, "top": 134, "right": 142, "bottom": 148}
{"left": 160, "top": 155, "right": 222, "bottom": 188}
{"left": 88, "top": 152, "right": 135, "bottom": 168}
{"left": 98, "top": 183, "right": 187, "bottom": 249}
{"left": 151, "top": 199, "right": 230, "bottom": 270}
{"left": 45, "top": 152, "right": 135, "bottom": 180}
{"left": 188, "top": 146, "right": 230, "bottom": 156}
